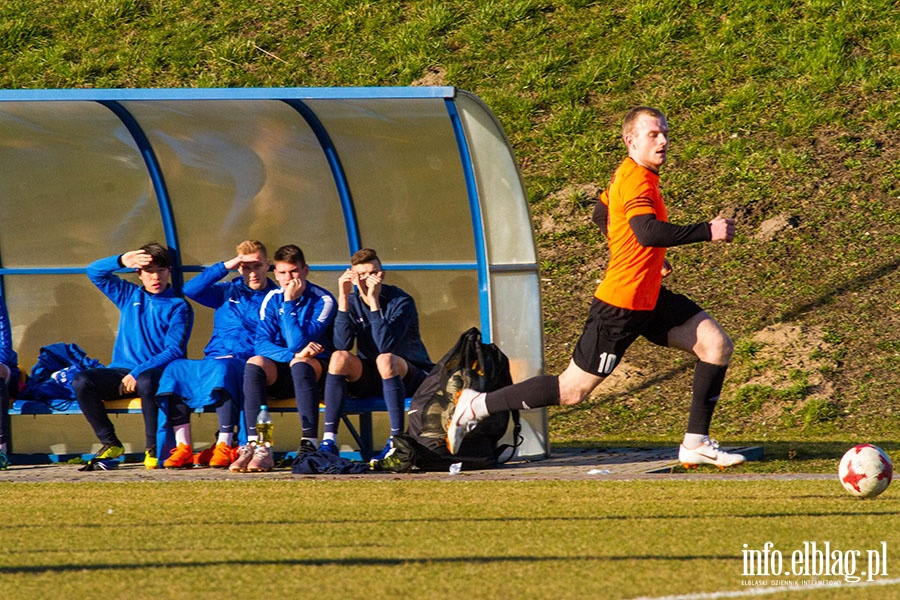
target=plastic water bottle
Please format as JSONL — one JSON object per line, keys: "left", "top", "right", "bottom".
{"left": 256, "top": 404, "right": 274, "bottom": 446}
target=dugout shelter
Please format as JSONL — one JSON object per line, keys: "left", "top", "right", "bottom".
{"left": 0, "top": 86, "right": 547, "bottom": 461}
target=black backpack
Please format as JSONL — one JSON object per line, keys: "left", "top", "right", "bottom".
{"left": 403, "top": 327, "right": 521, "bottom": 471}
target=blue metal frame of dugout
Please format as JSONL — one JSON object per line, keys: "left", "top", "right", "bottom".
{"left": 0, "top": 87, "right": 548, "bottom": 461}
{"left": 0, "top": 87, "right": 495, "bottom": 339}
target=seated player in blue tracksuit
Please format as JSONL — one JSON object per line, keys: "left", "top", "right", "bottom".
{"left": 321, "top": 247, "right": 434, "bottom": 459}
{"left": 0, "top": 291, "right": 20, "bottom": 470}
{"left": 228, "top": 244, "right": 336, "bottom": 473}
{"left": 155, "top": 240, "right": 278, "bottom": 469}
{"left": 73, "top": 242, "right": 193, "bottom": 469}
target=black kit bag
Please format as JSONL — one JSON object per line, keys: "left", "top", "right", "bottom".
{"left": 404, "top": 327, "right": 521, "bottom": 471}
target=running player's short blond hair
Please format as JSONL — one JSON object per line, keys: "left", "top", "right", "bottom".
{"left": 622, "top": 106, "right": 666, "bottom": 138}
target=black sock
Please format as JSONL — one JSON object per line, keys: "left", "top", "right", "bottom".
{"left": 686, "top": 361, "right": 728, "bottom": 435}
{"left": 485, "top": 375, "right": 560, "bottom": 414}
{"left": 382, "top": 375, "right": 406, "bottom": 436}
{"left": 167, "top": 395, "right": 192, "bottom": 427}
{"left": 0, "top": 377, "right": 8, "bottom": 449}
{"left": 215, "top": 392, "right": 238, "bottom": 437}
{"left": 323, "top": 373, "right": 346, "bottom": 436}
{"left": 242, "top": 363, "right": 268, "bottom": 437}
{"left": 291, "top": 362, "right": 319, "bottom": 439}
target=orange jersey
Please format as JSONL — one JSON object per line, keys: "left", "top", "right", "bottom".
{"left": 594, "top": 157, "right": 668, "bottom": 310}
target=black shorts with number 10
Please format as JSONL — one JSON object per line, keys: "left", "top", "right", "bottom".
{"left": 572, "top": 287, "right": 703, "bottom": 377}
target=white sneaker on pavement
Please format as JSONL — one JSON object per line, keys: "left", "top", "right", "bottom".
{"left": 446, "top": 388, "right": 483, "bottom": 455}
{"left": 679, "top": 437, "right": 746, "bottom": 470}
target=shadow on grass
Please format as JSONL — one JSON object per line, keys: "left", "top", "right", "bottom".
{"left": 3, "top": 507, "right": 899, "bottom": 536}
{"left": 549, "top": 440, "right": 899, "bottom": 475}
{"left": 0, "top": 553, "right": 760, "bottom": 575}
{"left": 749, "top": 440, "right": 900, "bottom": 461}
{"left": 554, "top": 440, "right": 899, "bottom": 459}
{"left": 770, "top": 257, "right": 900, "bottom": 326}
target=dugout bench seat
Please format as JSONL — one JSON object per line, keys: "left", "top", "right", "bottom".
{"left": 9, "top": 395, "right": 412, "bottom": 464}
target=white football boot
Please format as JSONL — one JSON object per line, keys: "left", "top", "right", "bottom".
{"left": 446, "top": 388, "right": 484, "bottom": 455}
{"left": 679, "top": 437, "right": 746, "bottom": 470}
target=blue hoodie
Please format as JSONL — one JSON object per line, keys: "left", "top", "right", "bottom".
{"left": 0, "top": 294, "right": 17, "bottom": 367}
{"left": 255, "top": 280, "right": 336, "bottom": 364}
{"left": 183, "top": 262, "right": 278, "bottom": 361}
{"left": 87, "top": 255, "right": 193, "bottom": 377}
{"left": 333, "top": 283, "right": 433, "bottom": 370}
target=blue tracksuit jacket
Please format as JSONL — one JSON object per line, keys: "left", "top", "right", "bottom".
{"left": 0, "top": 294, "right": 17, "bottom": 367}
{"left": 183, "top": 262, "right": 278, "bottom": 360}
{"left": 255, "top": 281, "right": 336, "bottom": 364}
{"left": 87, "top": 255, "right": 193, "bottom": 377}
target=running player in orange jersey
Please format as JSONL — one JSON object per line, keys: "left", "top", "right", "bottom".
{"left": 449, "top": 106, "right": 745, "bottom": 469}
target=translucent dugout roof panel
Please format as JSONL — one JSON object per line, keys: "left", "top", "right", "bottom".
{"left": 0, "top": 87, "right": 547, "bottom": 457}
{"left": 0, "top": 102, "right": 165, "bottom": 267}
{"left": 308, "top": 98, "right": 474, "bottom": 263}
{"left": 123, "top": 99, "right": 347, "bottom": 266}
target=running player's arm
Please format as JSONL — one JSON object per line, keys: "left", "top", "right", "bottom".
{"left": 629, "top": 214, "right": 711, "bottom": 248}
{"left": 592, "top": 189, "right": 610, "bottom": 236}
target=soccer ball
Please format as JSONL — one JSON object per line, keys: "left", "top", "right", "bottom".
{"left": 839, "top": 444, "right": 893, "bottom": 499}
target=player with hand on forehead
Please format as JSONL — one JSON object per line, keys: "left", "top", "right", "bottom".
{"left": 74, "top": 242, "right": 193, "bottom": 470}
{"left": 155, "top": 240, "right": 278, "bottom": 469}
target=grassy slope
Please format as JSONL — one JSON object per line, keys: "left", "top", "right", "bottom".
{"left": 1, "top": 0, "right": 899, "bottom": 444}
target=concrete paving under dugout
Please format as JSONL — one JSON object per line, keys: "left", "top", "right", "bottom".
{"left": 0, "top": 445, "right": 788, "bottom": 483}
{"left": 9, "top": 409, "right": 399, "bottom": 462}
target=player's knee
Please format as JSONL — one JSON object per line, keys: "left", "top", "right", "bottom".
{"left": 246, "top": 355, "right": 266, "bottom": 368}
{"left": 72, "top": 372, "right": 92, "bottom": 396}
{"left": 557, "top": 362, "right": 601, "bottom": 406}
{"left": 289, "top": 356, "right": 312, "bottom": 367}
{"left": 703, "top": 333, "right": 734, "bottom": 365}
{"left": 558, "top": 383, "right": 589, "bottom": 406}
{"left": 559, "top": 394, "right": 580, "bottom": 406}
{"left": 135, "top": 370, "right": 161, "bottom": 397}
{"left": 375, "top": 353, "right": 399, "bottom": 378}
{"left": 328, "top": 350, "right": 355, "bottom": 374}
{"left": 721, "top": 335, "right": 735, "bottom": 362}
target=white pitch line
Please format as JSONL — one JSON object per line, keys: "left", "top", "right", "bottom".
{"left": 628, "top": 577, "right": 900, "bottom": 600}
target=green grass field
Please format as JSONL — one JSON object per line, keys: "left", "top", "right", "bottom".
{"left": 2, "top": 1, "right": 900, "bottom": 597}
{"left": 1, "top": 479, "right": 897, "bottom": 599}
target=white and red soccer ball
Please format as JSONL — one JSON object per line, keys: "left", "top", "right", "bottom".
{"left": 839, "top": 444, "right": 893, "bottom": 499}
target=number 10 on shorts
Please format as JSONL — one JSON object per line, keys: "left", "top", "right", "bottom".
{"left": 597, "top": 352, "right": 617, "bottom": 375}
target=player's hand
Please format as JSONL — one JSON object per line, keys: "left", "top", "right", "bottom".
{"left": 223, "top": 255, "right": 242, "bottom": 271}
{"left": 295, "top": 342, "right": 323, "bottom": 360}
{"left": 338, "top": 269, "right": 355, "bottom": 297}
{"left": 363, "top": 271, "right": 383, "bottom": 308}
{"left": 709, "top": 216, "right": 735, "bottom": 242}
{"left": 661, "top": 258, "right": 673, "bottom": 278}
{"left": 121, "top": 250, "right": 153, "bottom": 270}
{"left": 282, "top": 278, "right": 305, "bottom": 301}
{"left": 119, "top": 374, "right": 137, "bottom": 396}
